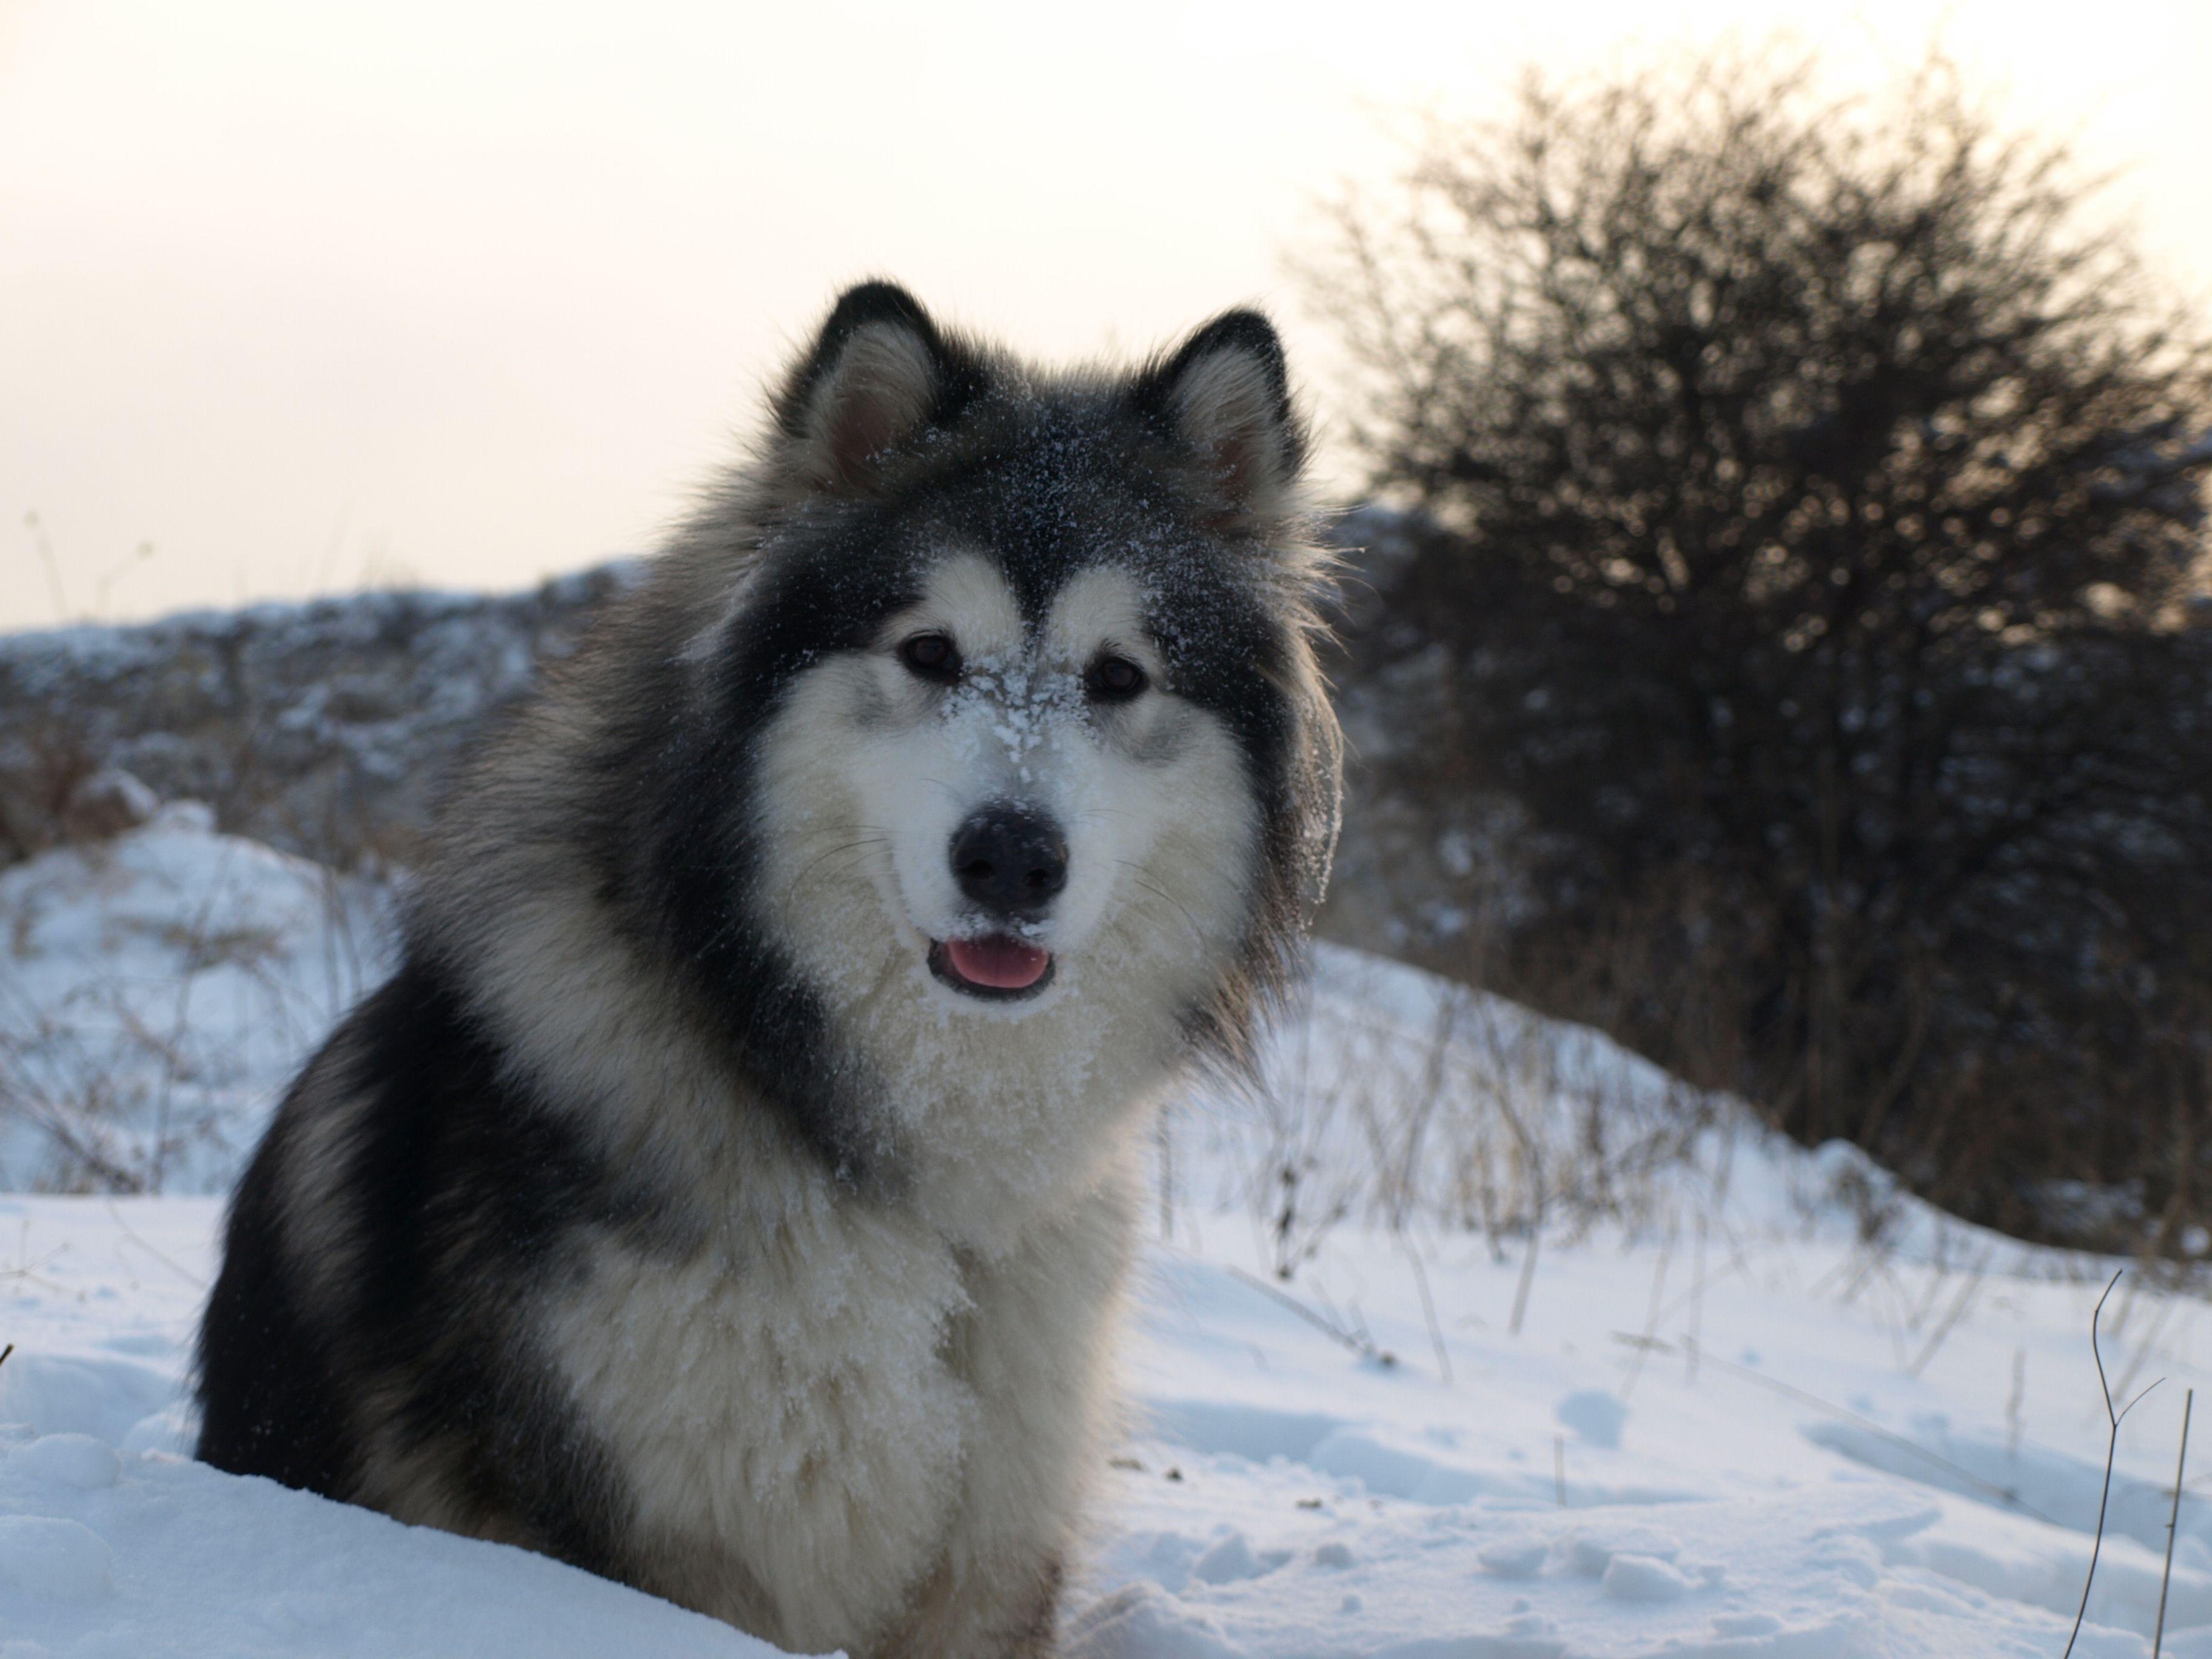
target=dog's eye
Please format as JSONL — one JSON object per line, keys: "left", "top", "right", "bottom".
{"left": 899, "top": 632, "right": 961, "bottom": 683}
{"left": 1085, "top": 654, "right": 1148, "bottom": 703}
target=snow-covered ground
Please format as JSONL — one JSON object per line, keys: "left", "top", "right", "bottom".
{"left": 1, "top": 812, "right": 2207, "bottom": 1657}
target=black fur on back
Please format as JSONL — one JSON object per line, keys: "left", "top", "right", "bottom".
{"left": 195, "top": 959, "right": 635, "bottom": 1577}
{"left": 194, "top": 1102, "right": 354, "bottom": 1496}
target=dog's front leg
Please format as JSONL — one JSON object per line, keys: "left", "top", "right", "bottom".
{"left": 890, "top": 1164, "right": 1143, "bottom": 1659}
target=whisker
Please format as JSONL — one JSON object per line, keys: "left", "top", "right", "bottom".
{"left": 1117, "top": 860, "right": 1208, "bottom": 951}
{"left": 790, "top": 837, "right": 886, "bottom": 893}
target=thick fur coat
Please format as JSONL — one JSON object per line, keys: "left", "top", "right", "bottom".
{"left": 195, "top": 283, "right": 1342, "bottom": 1658}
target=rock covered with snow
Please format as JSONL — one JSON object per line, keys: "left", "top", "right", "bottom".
{"left": 58, "top": 769, "right": 161, "bottom": 842}
{"left": 0, "top": 565, "right": 627, "bottom": 871}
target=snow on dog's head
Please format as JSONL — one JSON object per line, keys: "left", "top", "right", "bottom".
{"left": 760, "top": 552, "right": 1239, "bottom": 1008}
{"left": 726, "top": 286, "right": 1339, "bottom": 1056}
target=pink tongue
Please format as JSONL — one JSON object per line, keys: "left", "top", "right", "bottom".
{"left": 947, "top": 936, "right": 1051, "bottom": 990}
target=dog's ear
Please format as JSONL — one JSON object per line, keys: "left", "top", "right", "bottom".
{"left": 1131, "top": 309, "right": 1308, "bottom": 529}
{"left": 771, "top": 282, "right": 978, "bottom": 493}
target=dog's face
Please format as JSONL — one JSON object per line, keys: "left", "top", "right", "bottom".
{"left": 628, "top": 285, "right": 1339, "bottom": 1161}
{"left": 759, "top": 545, "right": 1261, "bottom": 1022}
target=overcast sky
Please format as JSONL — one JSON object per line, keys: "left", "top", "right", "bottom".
{"left": 2, "top": 0, "right": 2208, "bottom": 629}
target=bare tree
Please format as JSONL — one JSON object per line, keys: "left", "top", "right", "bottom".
{"left": 1312, "top": 50, "right": 2212, "bottom": 1244}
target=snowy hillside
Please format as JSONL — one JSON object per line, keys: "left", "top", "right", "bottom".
{"left": 0, "top": 811, "right": 2206, "bottom": 1656}
{"left": 0, "top": 805, "right": 392, "bottom": 1193}
{"left": 0, "top": 568, "right": 621, "bottom": 871}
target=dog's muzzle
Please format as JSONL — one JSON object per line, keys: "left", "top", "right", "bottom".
{"left": 931, "top": 804, "right": 1065, "bottom": 998}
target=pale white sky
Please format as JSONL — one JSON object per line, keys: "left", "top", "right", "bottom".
{"left": 2, "top": 0, "right": 2207, "bottom": 628}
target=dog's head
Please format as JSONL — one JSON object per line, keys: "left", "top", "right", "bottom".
{"left": 566, "top": 284, "right": 1341, "bottom": 1173}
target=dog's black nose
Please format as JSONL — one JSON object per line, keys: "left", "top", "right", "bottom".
{"left": 951, "top": 805, "right": 1068, "bottom": 916}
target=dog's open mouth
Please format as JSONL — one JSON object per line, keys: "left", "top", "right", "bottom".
{"left": 929, "top": 936, "right": 1055, "bottom": 1000}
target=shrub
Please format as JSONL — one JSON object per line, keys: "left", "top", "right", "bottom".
{"left": 1310, "top": 50, "right": 2212, "bottom": 1245}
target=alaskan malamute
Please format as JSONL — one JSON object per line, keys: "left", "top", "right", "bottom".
{"left": 196, "top": 283, "right": 1341, "bottom": 1657}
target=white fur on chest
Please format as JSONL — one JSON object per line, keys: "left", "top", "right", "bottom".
{"left": 544, "top": 1158, "right": 1139, "bottom": 1657}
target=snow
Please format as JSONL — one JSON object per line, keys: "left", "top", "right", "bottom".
{"left": 1, "top": 810, "right": 2208, "bottom": 1655}
{"left": 1084, "top": 1207, "right": 2207, "bottom": 1658}
{"left": 0, "top": 805, "right": 392, "bottom": 1193}
{"left": 0, "top": 1424, "right": 793, "bottom": 1656}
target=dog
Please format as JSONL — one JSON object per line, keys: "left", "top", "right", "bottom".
{"left": 195, "top": 281, "right": 1342, "bottom": 1657}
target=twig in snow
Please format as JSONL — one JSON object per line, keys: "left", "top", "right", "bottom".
{"left": 2065, "top": 1270, "right": 2164, "bottom": 1659}
{"left": 1226, "top": 1265, "right": 1397, "bottom": 1370}
{"left": 2005, "top": 1349, "right": 2026, "bottom": 1467}
{"left": 2113, "top": 1283, "right": 2179, "bottom": 1406}
{"left": 1618, "top": 1222, "right": 1675, "bottom": 1401}
{"left": 1508, "top": 1222, "right": 1541, "bottom": 1336}
{"left": 2156, "top": 1387, "right": 2193, "bottom": 1658}
{"left": 1401, "top": 1242, "right": 1451, "bottom": 1385}
{"left": 1309, "top": 1282, "right": 1382, "bottom": 1359}
{"left": 1905, "top": 1247, "right": 1991, "bottom": 1377}
{"left": 1685, "top": 1213, "right": 1706, "bottom": 1386}
{"left": 104, "top": 1198, "right": 206, "bottom": 1288}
